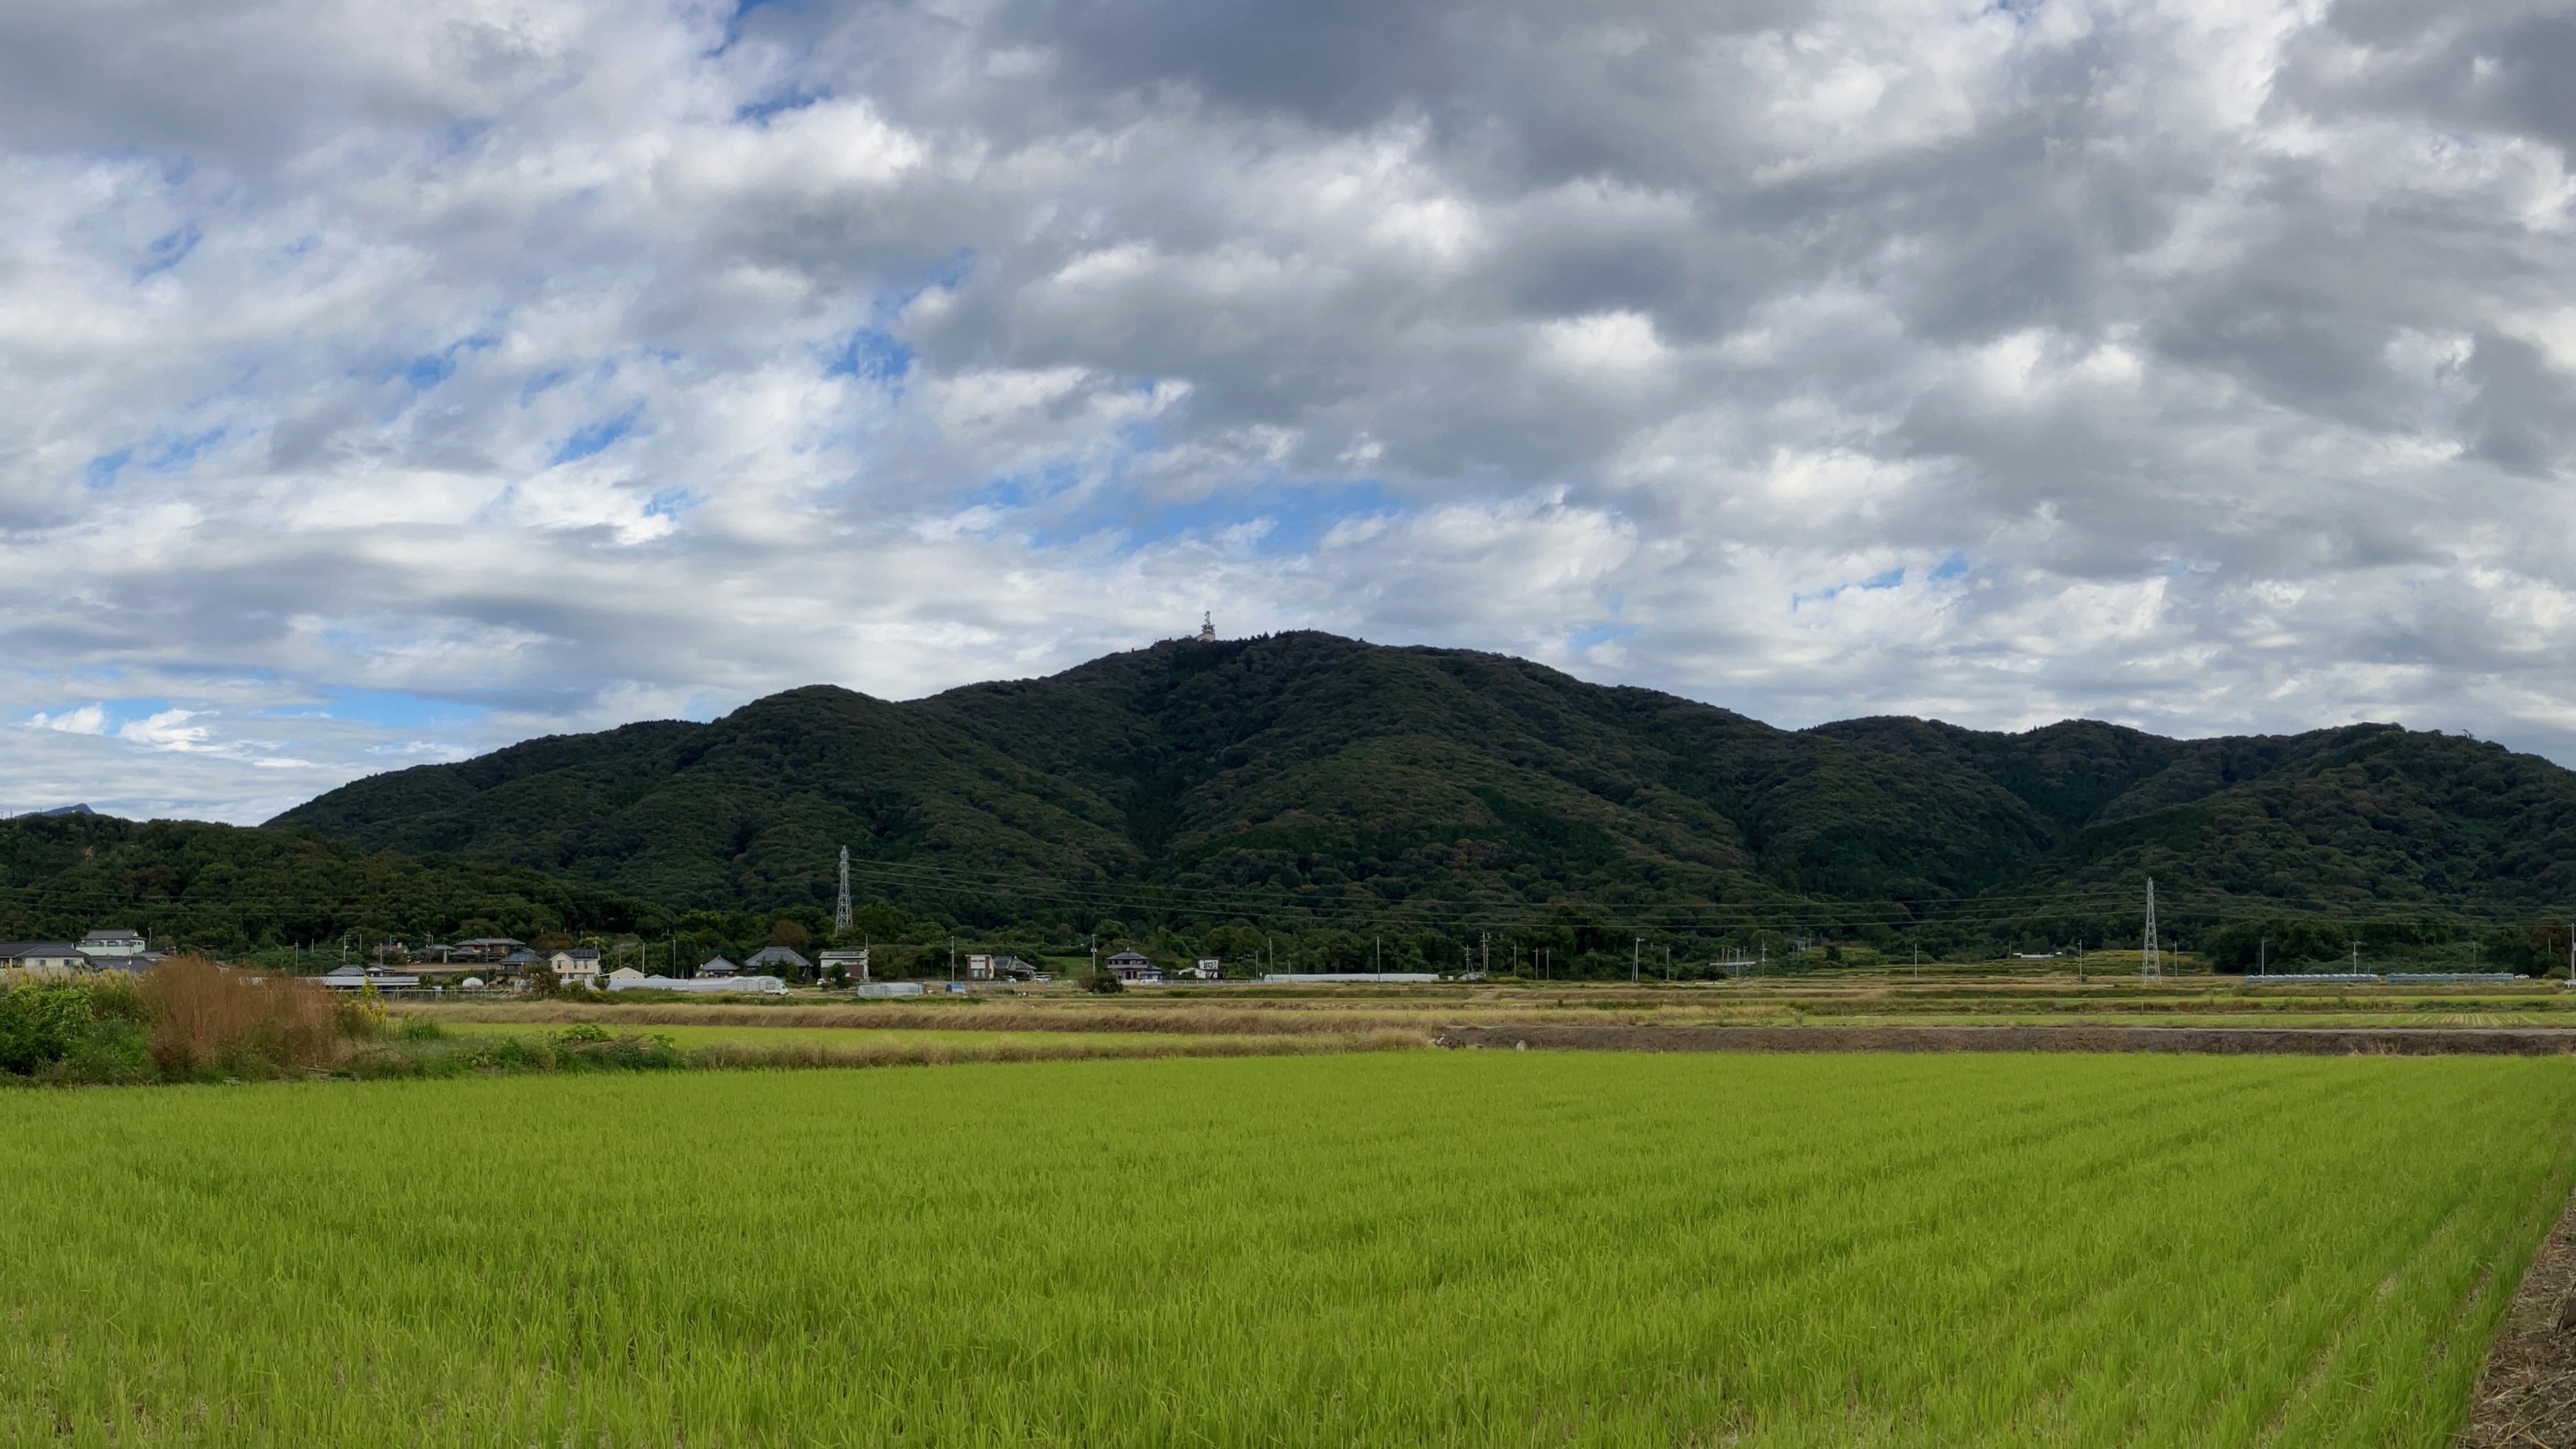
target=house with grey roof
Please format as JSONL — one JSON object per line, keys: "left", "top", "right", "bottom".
{"left": 0, "top": 942, "right": 86, "bottom": 976}
{"left": 78, "top": 928, "right": 146, "bottom": 958}
{"left": 746, "top": 946, "right": 810, "bottom": 977}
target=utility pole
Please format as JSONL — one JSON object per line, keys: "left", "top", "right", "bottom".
{"left": 2141, "top": 878, "right": 2161, "bottom": 984}
{"left": 1632, "top": 937, "right": 1640, "bottom": 984}
{"left": 835, "top": 847, "right": 851, "bottom": 936}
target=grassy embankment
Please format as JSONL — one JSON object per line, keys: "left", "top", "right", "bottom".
{"left": 6, "top": 1051, "right": 2572, "bottom": 1445}
{"left": 409, "top": 971, "right": 2576, "bottom": 1048}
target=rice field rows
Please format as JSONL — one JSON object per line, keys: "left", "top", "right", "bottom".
{"left": 5, "top": 1052, "right": 2574, "bottom": 1446}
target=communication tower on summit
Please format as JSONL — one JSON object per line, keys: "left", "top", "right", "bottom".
{"left": 835, "top": 846, "right": 852, "bottom": 935}
{"left": 2141, "top": 877, "right": 2161, "bottom": 983}
{"left": 1197, "top": 612, "right": 1215, "bottom": 643}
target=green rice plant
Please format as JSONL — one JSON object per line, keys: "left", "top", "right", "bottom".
{"left": 0, "top": 1053, "right": 2569, "bottom": 1446}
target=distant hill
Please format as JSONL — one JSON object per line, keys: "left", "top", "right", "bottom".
{"left": 265, "top": 633, "right": 2576, "bottom": 954}
{"left": 0, "top": 812, "right": 648, "bottom": 954}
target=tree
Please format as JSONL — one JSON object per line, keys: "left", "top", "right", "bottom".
{"left": 768, "top": 919, "right": 812, "bottom": 953}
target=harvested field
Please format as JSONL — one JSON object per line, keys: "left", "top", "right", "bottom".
{"left": 1435, "top": 1022, "right": 2576, "bottom": 1056}
{"left": 2465, "top": 1185, "right": 2576, "bottom": 1448}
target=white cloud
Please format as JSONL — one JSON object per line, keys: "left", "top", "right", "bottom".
{"left": 4, "top": 0, "right": 2576, "bottom": 823}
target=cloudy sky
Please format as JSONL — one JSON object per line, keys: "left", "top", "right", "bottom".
{"left": 4, "top": 0, "right": 2575, "bottom": 822}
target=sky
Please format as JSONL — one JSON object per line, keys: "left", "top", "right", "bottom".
{"left": 5, "top": 0, "right": 2576, "bottom": 823}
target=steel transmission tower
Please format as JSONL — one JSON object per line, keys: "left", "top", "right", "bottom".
{"left": 835, "top": 847, "right": 852, "bottom": 935}
{"left": 2141, "top": 877, "right": 2161, "bottom": 983}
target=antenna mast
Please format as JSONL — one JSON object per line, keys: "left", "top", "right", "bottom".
{"left": 834, "top": 846, "right": 852, "bottom": 935}
{"left": 2141, "top": 877, "right": 2161, "bottom": 983}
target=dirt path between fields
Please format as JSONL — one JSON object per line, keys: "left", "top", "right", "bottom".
{"left": 2462, "top": 1182, "right": 2576, "bottom": 1447}
{"left": 1431, "top": 1023, "right": 2576, "bottom": 1055}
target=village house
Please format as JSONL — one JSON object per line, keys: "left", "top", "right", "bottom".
{"left": 549, "top": 949, "right": 603, "bottom": 988}
{"left": 746, "top": 945, "right": 811, "bottom": 979}
{"left": 318, "top": 965, "right": 421, "bottom": 989}
{"left": 818, "top": 947, "right": 868, "bottom": 982}
{"left": 0, "top": 942, "right": 87, "bottom": 976}
{"left": 966, "top": 954, "right": 1038, "bottom": 981}
{"left": 78, "top": 928, "right": 146, "bottom": 959}
{"left": 1103, "top": 950, "right": 1160, "bottom": 984}
{"left": 698, "top": 955, "right": 739, "bottom": 978}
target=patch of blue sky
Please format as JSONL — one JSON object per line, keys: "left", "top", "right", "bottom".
{"left": 430, "top": 119, "right": 493, "bottom": 161}
{"left": 708, "top": 0, "right": 806, "bottom": 60}
{"left": 551, "top": 403, "right": 645, "bottom": 465}
{"left": 519, "top": 368, "right": 569, "bottom": 406}
{"left": 85, "top": 448, "right": 133, "bottom": 490}
{"left": 868, "top": 251, "right": 977, "bottom": 323}
{"left": 643, "top": 487, "right": 697, "bottom": 523}
{"left": 40, "top": 697, "right": 179, "bottom": 733}
{"left": 1792, "top": 566, "right": 1909, "bottom": 613}
{"left": 143, "top": 427, "right": 227, "bottom": 473}
{"left": 393, "top": 334, "right": 495, "bottom": 392}
{"left": 135, "top": 223, "right": 201, "bottom": 280}
{"left": 1031, "top": 476, "right": 1394, "bottom": 557}
{"left": 274, "top": 689, "right": 492, "bottom": 730}
{"left": 1930, "top": 551, "right": 1969, "bottom": 582}
{"left": 1571, "top": 623, "right": 1636, "bottom": 651}
{"left": 737, "top": 87, "right": 827, "bottom": 124}
{"left": 825, "top": 327, "right": 912, "bottom": 382}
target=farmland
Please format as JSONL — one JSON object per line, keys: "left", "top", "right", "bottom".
{"left": 7, "top": 1051, "right": 2574, "bottom": 1445}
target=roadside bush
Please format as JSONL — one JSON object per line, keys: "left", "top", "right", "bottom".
{"left": 141, "top": 957, "right": 340, "bottom": 1080}
{"left": 0, "top": 981, "right": 102, "bottom": 1075}
{"left": 336, "top": 984, "right": 388, "bottom": 1040}
{"left": 1, "top": 977, "right": 154, "bottom": 1083}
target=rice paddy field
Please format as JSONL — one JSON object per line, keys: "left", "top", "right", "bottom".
{"left": 7, "top": 1053, "right": 2576, "bottom": 1445}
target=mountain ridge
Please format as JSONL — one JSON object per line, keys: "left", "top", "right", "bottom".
{"left": 262, "top": 632, "right": 2576, "bottom": 952}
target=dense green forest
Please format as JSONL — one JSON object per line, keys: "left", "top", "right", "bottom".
{"left": 243, "top": 632, "right": 2576, "bottom": 976}
{"left": 0, "top": 813, "right": 648, "bottom": 956}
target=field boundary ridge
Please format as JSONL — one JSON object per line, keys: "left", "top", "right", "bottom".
{"left": 1433, "top": 1023, "right": 2576, "bottom": 1056}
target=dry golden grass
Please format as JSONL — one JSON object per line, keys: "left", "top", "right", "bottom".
{"left": 141, "top": 957, "right": 340, "bottom": 1077}
{"left": 425, "top": 1000, "right": 1452, "bottom": 1037}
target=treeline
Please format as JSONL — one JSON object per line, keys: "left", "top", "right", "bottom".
{"left": 0, "top": 815, "right": 649, "bottom": 955}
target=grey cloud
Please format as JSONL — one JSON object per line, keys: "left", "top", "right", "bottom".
{"left": 6, "top": 0, "right": 2576, "bottom": 821}
{"left": 2459, "top": 330, "right": 2576, "bottom": 475}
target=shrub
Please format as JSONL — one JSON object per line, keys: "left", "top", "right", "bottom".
{"left": 140, "top": 957, "right": 341, "bottom": 1080}
{"left": 336, "top": 984, "right": 388, "bottom": 1040}
{"left": 0, "top": 981, "right": 101, "bottom": 1075}
{"left": 2, "top": 976, "right": 160, "bottom": 1083}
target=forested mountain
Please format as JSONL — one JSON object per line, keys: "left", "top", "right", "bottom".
{"left": 0, "top": 812, "right": 648, "bottom": 953}
{"left": 264, "top": 632, "right": 2576, "bottom": 955}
